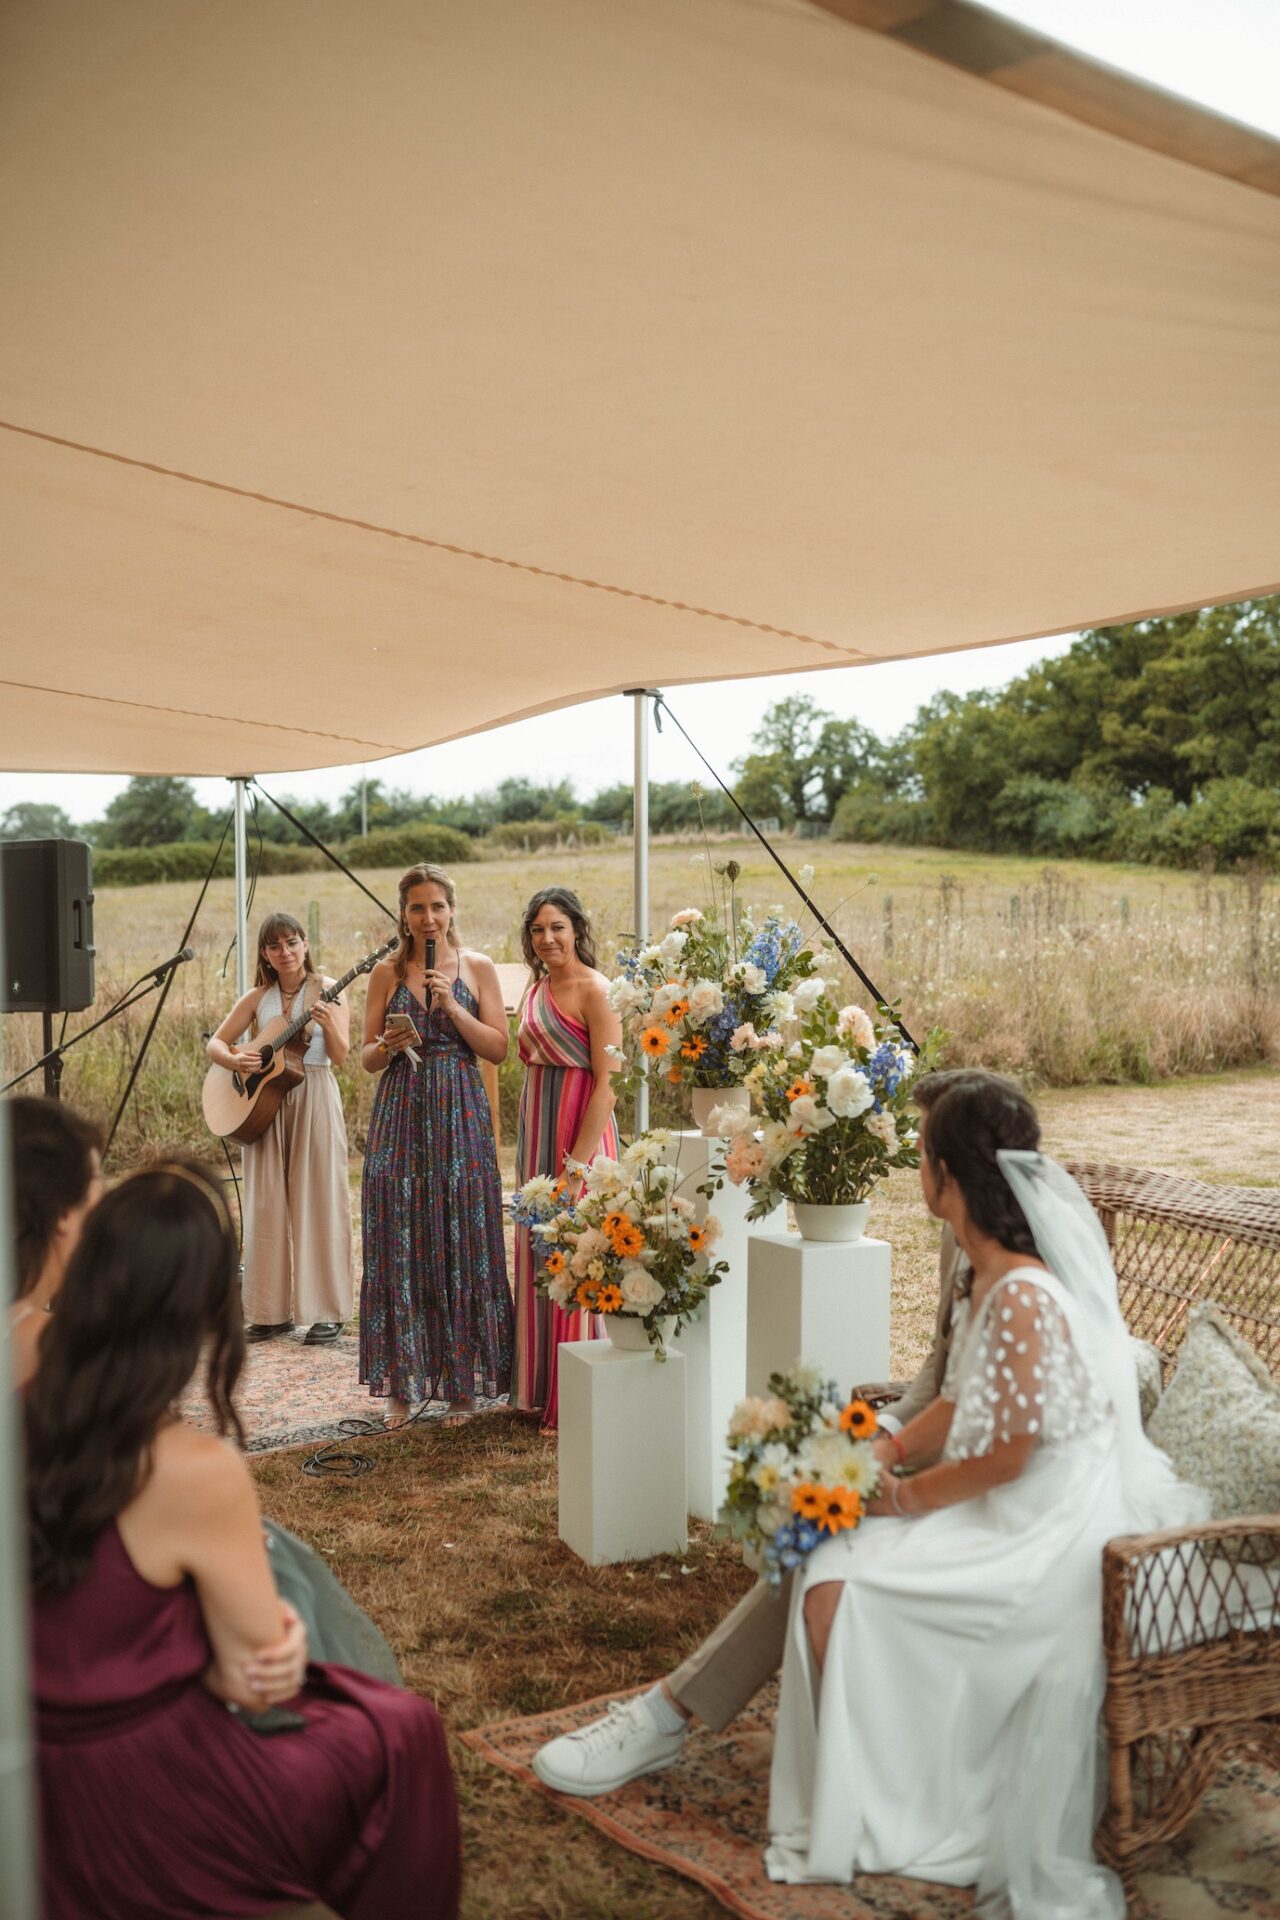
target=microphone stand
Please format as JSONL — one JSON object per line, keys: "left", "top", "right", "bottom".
{"left": 1, "top": 954, "right": 190, "bottom": 1123}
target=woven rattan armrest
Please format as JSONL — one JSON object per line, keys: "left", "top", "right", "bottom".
{"left": 1103, "top": 1515, "right": 1280, "bottom": 1672}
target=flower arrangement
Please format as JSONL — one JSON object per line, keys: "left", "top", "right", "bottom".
{"left": 711, "top": 990, "right": 927, "bottom": 1218}
{"left": 608, "top": 887, "right": 817, "bottom": 1099}
{"left": 720, "top": 1364, "right": 881, "bottom": 1581}
{"left": 509, "top": 1132, "right": 730, "bottom": 1354}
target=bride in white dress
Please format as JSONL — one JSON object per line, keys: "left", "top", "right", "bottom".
{"left": 767, "top": 1072, "right": 1207, "bottom": 1917}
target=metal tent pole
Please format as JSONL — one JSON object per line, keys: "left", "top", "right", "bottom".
{"left": 233, "top": 778, "right": 250, "bottom": 995}
{"left": 0, "top": 940, "right": 40, "bottom": 1920}
{"left": 628, "top": 690, "right": 655, "bottom": 1133}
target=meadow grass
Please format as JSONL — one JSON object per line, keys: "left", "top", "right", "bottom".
{"left": 2, "top": 837, "right": 1276, "bottom": 1168}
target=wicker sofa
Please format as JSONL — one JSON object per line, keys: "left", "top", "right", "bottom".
{"left": 1063, "top": 1163, "right": 1280, "bottom": 1879}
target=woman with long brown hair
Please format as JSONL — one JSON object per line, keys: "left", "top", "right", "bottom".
{"left": 27, "top": 1157, "right": 459, "bottom": 1920}
{"left": 6, "top": 1095, "right": 102, "bottom": 1387}
{"left": 511, "top": 886, "right": 621, "bottom": 1429}
{"left": 206, "top": 909, "right": 353, "bottom": 1343}
{"left": 360, "top": 863, "right": 513, "bottom": 1425}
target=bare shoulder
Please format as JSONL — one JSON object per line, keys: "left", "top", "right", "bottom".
{"left": 147, "top": 1422, "right": 252, "bottom": 1513}
{"left": 464, "top": 949, "right": 499, "bottom": 980}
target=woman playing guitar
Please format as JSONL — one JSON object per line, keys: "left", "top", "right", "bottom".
{"left": 206, "top": 912, "right": 353, "bottom": 1345}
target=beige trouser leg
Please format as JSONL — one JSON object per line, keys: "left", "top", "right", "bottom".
{"left": 667, "top": 1573, "right": 793, "bottom": 1732}
{"left": 241, "top": 1067, "right": 353, "bottom": 1326}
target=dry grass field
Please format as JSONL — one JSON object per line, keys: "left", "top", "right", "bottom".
{"left": 3, "top": 836, "right": 1276, "bottom": 1169}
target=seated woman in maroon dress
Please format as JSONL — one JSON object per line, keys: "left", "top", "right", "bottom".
{"left": 25, "top": 1158, "right": 460, "bottom": 1920}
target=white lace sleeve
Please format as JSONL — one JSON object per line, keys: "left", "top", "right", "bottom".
{"left": 944, "top": 1273, "right": 1107, "bottom": 1462}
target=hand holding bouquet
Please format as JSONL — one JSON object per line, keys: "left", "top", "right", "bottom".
{"left": 721, "top": 1365, "right": 881, "bottom": 1581}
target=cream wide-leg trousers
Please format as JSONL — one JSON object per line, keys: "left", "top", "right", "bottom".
{"left": 241, "top": 1065, "right": 354, "bottom": 1327}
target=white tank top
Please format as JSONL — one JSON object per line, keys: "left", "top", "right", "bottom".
{"left": 257, "top": 980, "right": 331, "bottom": 1067}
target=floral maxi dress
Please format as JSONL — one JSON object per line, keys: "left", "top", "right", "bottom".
{"left": 360, "top": 968, "right": 513, "bottom": 1406}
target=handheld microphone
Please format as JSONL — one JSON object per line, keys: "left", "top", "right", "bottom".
{"left": 149, "top": 945, "right": 196, "bottom": 979}
{"left": 425, "top": 937, "right": 437, "bottom": 973}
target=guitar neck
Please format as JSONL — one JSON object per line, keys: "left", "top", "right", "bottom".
{"left": 272, "top": 936, "right": 397, "bottom": 1049}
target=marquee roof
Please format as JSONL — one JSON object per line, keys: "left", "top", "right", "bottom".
{"left": 3, "top": 0, "right": 1278, "bottom": 775}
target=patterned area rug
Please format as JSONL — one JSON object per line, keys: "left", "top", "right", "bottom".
{"left": 181, "top": 1326, "right": 506, "bottom": 1452}
{"left": 463, "top": 1683, "right": 1280, "bottom": 1920}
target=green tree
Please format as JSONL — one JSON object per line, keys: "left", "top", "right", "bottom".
{"left": 0, "top": 800, "right": 78, "bottom": 841}
{"left": 94, "top": 777, "right": 209, "bottom": 848}
{"left": 733, "top": 695, "right": 882, "bottom": 826}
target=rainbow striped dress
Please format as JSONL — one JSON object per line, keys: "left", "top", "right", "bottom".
{"left": 512, "top": 976, "right": 619, "bottom": 1429}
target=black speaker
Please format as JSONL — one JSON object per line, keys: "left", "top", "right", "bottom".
{"left": 0, "top": 840, "right": 96, "bottom": 1013}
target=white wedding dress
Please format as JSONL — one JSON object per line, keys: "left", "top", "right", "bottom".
{"left": 767, "top": 1157, "right": 1209, "bottom": 1919}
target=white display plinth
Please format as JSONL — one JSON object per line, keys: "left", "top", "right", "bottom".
{"left": 668, "top": 1132, "right": 783, "bottom": 1521}
{"left": 747, "top": 1231, "right": 891, "bottom": 1397}
{"left": 558, "top": 1340, "right": 688, "bottom": 1565}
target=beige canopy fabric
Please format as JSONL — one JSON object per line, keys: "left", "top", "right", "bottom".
{"left": 2, "top": 0, "right": 1279, "bottom": 776}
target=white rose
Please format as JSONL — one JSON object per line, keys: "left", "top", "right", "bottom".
{"left": 825, "top": 1066, "right": 874, "bottom": 1120}
{"left": 865, "top": 1112, "right": 899, "bottom": 1149}
{"left": 735, "top": 963, "right": 767, "bottom": 995}
{"left": 809, "top": 1045, "right": 849, "bottom": 1079}
{"left": 787, "top": 1095, "right": 836, "bottom": 1137}
{"left": 659, "top": 929, "right": 689, "bottom": 962}
{"left": 687, "top": 978, "right": 724, "bottom": 1020}
{"left": 607, "top": 976, "right": 648, "bottom": 1015}
{"left": 650, "top": 981, "right": 687, "bottom": 1021}
{"left": 793, "top": 977, "right": 825, "bottom": 1012}
{"left": 760, "top": 1118, "right": 801, "bottom": 1163}
{"left": 619, "top": 1263, "right": 666, "bottom": 1311}
{"left": 729, "top": 1021, "right": 758, "bottom": 1052}
{"left": 708, "top": 1102, "right": 756, "bottom": 1138}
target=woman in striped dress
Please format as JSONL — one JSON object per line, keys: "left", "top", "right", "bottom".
{"left": 512, "top": 888, "right": 622, "bottom": 1430}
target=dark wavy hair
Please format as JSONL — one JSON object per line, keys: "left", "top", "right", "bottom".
{"left": 520, "top": 888, "right": 597, "bottom": 976}
{"left": 916, "top": 1070, "right": 1042, "bottom": 1256}
{"left": 25, "top": 1157, "right": 245, "bottom": 1597}
{"left": 254, "top": 910, "right": 317, "bottom": 989}
{"left": 7, "top": 1096, "right": 102, "bottom": 1298}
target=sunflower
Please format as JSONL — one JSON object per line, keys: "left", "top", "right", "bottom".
{"left": 611, "top": 1222, "right": 646, "bottom": 1258}
{"left": 839, "top": 1398, "right": 877, "bottom": 1438}
{"left": 785, "top": 1078, "right": 814, "bottom": 1103}
{"left": 596, "top": 1283, "right": 624, "bottom": 1313}
{"left": 815, "top": 1487, "right": 863, "bottom": 1534}
{"left": 667, "top": 1065, "right": 683, "bottom": 1084}
{"left": 544, "top": 1250, "right": 567, "bottom": 1276}
{"left": 687, "top": 1225, "right": 707, "bottom": 1252}
{"left": 680, "top": 1035, "right": 708, "bottom": 1061}
{"left": 640, "top": 1025, "right": 672, "bottom": 1057}
{"left": 575, "top": 1279, "right": 603, "bottom": 1311}
{"left": 664, "top": 998, "right": 691, "bottom": 1026}
{"left": 791, "top": 1482, "right": 825, "bottom": 1522}
{"left": 601, "top": 1211, "right": 629, "bottom": 1238}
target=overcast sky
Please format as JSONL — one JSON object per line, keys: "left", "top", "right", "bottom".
{"left": 4, "top": 0, "right": 1276, "bottom": 828}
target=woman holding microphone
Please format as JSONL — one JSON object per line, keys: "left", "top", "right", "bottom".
{"left": 359, "top": 864, "right": 513, "bottom": 1427}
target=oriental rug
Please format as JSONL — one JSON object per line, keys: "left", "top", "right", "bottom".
{"left": 463, "top": 1682, "right": 1280, "bottom": 1920}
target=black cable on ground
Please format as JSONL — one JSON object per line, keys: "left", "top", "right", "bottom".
{"left": 302, "top": 1402, "right": 466, "bottom": 1478}
{"left": 647, "top": 692, "right": 917, "bottom": 1051}
{"left": 250, "top": 780, "right": 396, "bottom": 925}
{"left": 104, "top": 811, "right": 235, "bottom": 1161}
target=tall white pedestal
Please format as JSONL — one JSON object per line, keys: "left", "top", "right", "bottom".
{"left": 668, "top": 1132, "right": 783, "bottom": 1522}
{"left": 558, "top": 1340, "right": 688, "bottom": 1565}
{"left": 747, "top": 1232, "right": 891, "bottom": 1399}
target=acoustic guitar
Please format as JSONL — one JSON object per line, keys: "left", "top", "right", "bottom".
{"left": 201, "top": 934, "right": 400, "bottom": 1144}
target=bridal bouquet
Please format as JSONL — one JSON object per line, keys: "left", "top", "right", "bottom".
{"left": 608, "top": 899, "right": 817, "bottom": 1098}
{"left": 721, "top": 1365, "right": 882, "bottom": 1581}
{"left": 711, "top": 989, "right": 927, "bottom": 1219}
{"left": 509, "top": 1132, "right": 730, "bottom": 1353}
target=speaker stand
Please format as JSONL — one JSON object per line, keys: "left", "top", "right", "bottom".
{"left": 41, "top": 1012, "right": 64, "bottom": 1101}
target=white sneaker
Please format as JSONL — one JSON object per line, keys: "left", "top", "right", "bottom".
{"left": 532, "top": 1696, "right": 686, "bottom": 1796}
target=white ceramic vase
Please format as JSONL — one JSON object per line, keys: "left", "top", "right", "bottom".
{"left": 690, "top": 1085, "right": 750, "bottom": 1136}
{"left": 793, "top": 1200, "right": 871, "bottom": 1243}
{"left": 605, "top": 1312, "right": 675, "bottom": 1352}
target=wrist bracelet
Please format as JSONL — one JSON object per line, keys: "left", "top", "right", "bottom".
{"left": 889, "top": 1473, "right": 916, "bottom": 1519}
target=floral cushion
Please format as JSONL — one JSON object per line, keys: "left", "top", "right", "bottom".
{"left": 1147, "top": 1306, "right": 1280, "bottom": 1564}
{"left": 1130, "top": 1336, "right": 1164, "bottom": 1427}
